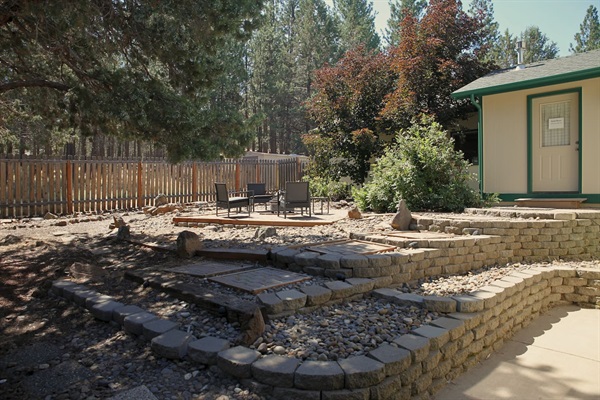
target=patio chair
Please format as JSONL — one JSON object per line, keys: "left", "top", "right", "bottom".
{"left": 214, "top": 183, "right": 252, "bottom": 217}
{"left": 278, "top": 181, "right": 311, "bottom": 218}
{"left": 247, "top": 183, "right": 273, "bottom": 211}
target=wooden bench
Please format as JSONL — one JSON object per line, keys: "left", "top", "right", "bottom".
{"left": 515, "top": 198, "right": 587, "bottom": 209}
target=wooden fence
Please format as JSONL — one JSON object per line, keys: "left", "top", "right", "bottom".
{"left": 0, "top": 155, "right": 308, "bottom": 218}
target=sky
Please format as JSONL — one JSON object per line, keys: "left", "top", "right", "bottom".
{"left": 353, "top": 0, "right": 595, "bottom": 56}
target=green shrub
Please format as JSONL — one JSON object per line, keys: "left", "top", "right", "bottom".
{"left": 354, "top": 116, "right": 485, "bottom": 212}
{"left": 303, "top": 175, "right": 351, "bottom": 201}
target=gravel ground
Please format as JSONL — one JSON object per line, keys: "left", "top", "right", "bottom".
{"left": 1, "top": 205, "right": 598, "bottom": 399}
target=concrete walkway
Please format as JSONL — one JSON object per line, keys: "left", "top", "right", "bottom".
{"left": 435, "top": 305, "right": 600, "bottom": 400}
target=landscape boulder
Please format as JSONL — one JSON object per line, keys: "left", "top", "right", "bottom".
{"left": 348, "top": 206, "right": 362, "bottom": 219}
{"left": 154, "top": 194, "right": 169, "bottom": 207}
{"left": 389, "top": 199, "right": 412, "bottom": 230}
{"left": 176, "top": 230, "right": 203, "bottom": 257}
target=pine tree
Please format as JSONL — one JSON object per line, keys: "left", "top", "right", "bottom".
{"left": 570, "top": 5, "right": 600, "bottom": 53}
{"left": 384, "top": 0, "right": 426, "bottom": 47}
{"left": 491, "top": 29, "right": 518, "bottom": 68}
{"left": 468, "top": 0, "right": 500, "bottom": 63}
{"left": 522, "top": 26, "right": 559, "bottom": 63}
{"left": 334, "top": 0, "right": 381, "bottom": 51}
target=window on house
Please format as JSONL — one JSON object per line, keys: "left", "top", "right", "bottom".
{"left": 541, "top": 101, "right": 571, "bottom": 147}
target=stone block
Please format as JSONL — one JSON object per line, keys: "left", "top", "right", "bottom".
{"left": 217, "top": 346, "right": 260, "bottom": 379}
{"left": 150, "top": 329, "right": 195, "bottom": 359}
{"left": 113, "top": 305, "right": 145, "bottom": 325}
{"left": 370, "top": 376, "right": 402, "bottom": 400}
{"left": 345, "top": 278, "right": 374, "bottom": 293}
{"left": 468, "top": 290, "right": 497, "bottom": 309}
{"left": 367, "top": 254, "right": 392, "bottom": 268}
{"left": 258, "top": 292, "right": 285, "bottom": 315}
{"left": 90, "top": 300, "right": 125, "bottom": 322}
{"left": 340, "top": 254, "right": 369, "bottom": 269}
{"left": 452, "top": 295, "right": 484, "bottom": 313}
{"left": 294, "top": 360, "right": 345, "bottom": 390}
{"left": 72, "top": 288, "right": 101, "bottom": 307}
{"left": 124, "top": 312, "right": 158, "bottom": 336}
{"left": 58, "top": 282, "right": 88, "bottom": 301}
{"left": 50, "top": 280, "right": 80, "bottom": 297}
{"left": 423, "top": 296, "right": 457, "bottom": 313}
{"left": 188, "top": 336, "right": 230, "bottom": 365}
{"left": 295, "top": 252, "right": 320, "bottom": 267}
{"left": 338, "top": 355, "right": 385, "bottom": 389}
{"left": 143, "top": 318, "right": 178, "bottom": 340}
{"left": 430, "top": 317, "right": 465, "bottom": 340}
{"left": 393, "top": 334, "right": 430, "bottom": 362}
{"left": 367, "top": 343, "right": 411, "bottom": 376}
{"left": 422, "top": 350, "right": 442, "bottom": 372}
{"left": 85, "top": 294, "right": 114, "bottom": 310}
{"left": 412, "top": 325, "right": 449, "bottom": 350}
{"left": 300, "top": 285, "right": 332, "bottom": 306}
{"left": 324, "top": 281, "right": 360, "bottom": 300}
{"left": 251, "top": 355, "right": 299, "bottom": 387}
{"left": 277, "top": 289, "right": 307, "bottom": 310}
{"left": 391, "top": 293, "right": 424, "bottom": 308}
{"left": 317, "top": 253, "right": 342, "bottom": 269}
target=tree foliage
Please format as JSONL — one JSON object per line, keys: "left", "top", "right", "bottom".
{"left": 521, "top": 26, "right": 559, "bottom": 63}
{"left": 0, "top": 0, "right": 262, "bottom": 161}
{"left": 353, "top": 115, "right": 481, "bottom": 212}
{"left": 384, "top": 0, "right": 426, "bottom": 47}
{"left": 570, "top": 5, "right": 600, "bottom": 53}
{"left": 334, "top": 0, "right": 381, "bottom": 51}
{"left": 382, "top": 0, "right": 496, "bottom": 129}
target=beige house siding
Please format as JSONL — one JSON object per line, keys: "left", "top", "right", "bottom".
{"left": 482, "top": 76, "right": 600, "bottom": 194}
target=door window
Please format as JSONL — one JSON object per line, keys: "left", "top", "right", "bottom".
{"left": 541, "top": 101, "right": 571, "bottom": 147}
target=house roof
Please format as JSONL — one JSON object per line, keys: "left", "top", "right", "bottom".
{"left": 452, "top": 49, "right": 600, "bottom": 99}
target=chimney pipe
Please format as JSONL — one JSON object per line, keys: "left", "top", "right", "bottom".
{"left": 515, "top": 40, "right": 526, "bottom": 70}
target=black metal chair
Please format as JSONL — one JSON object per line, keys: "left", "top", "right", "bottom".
{"left": 247, "top": 183, "right": 273, "bottom": 211}
{"left": 214, "top": 183, "right": 251, "bottom": 217}
{"left": 278, "top": 181, "right": 311, "bottom": 218}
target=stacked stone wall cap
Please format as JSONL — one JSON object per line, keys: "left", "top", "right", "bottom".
{"left": 554, "top": 212, "right": 576, "bottom": 220}
{"left": 188, "top": 336, "right": 230, "bottom": 365}
{"left": 85, "top": 294, "right": 115, "bottom": 310}
{"left": 294, "top": 360, "right": 345, "bottom": 391}
{"left": 276, "top": 289, "right": 307, "bottom": 310}
{"left": 367, "top": 254, "right": 392, "bottom": 267}
{"left": 366, "top": 343, "right": 411, "bottom": 376}
{"left": 51, "top": 280, "right": 80, "bottom": 297}
{"left": 113, "top": 305, "right": 145, "bottom": 325}
{"left": 317, "top": 253, "right": 343, "bottom": 269}
{"left": 393, "top": 334, "right": 430, "bottom": 362}
{"left": 273, "top": 248, "right": 300, "bottom": 264}
{"left": 340, "top": 254, "right": 369, "bottom": 269}
{"left": 392, "top": 293, "right": 424, "bottom": 307}
{"left": 150, "top": 329, "right": 195, "bottom": 359}
{"left": 273, "top": 387, "right": 322, "bottom": 400}
{"left": 72, "top": 288, "right": 101, "bottom": 307}
{"left": 300, "top": 285, "right": 333, "bottom": 306}
{"left": 143, "top": 318, "right": 179, "bottom": 340}
{"left": 338, "top": 355, "right": 385, "bottom": 389}
{"left": 429, "top": 317, "right": 466, "bottom": 340}
{"left": 295, "top": 251, "right": 320, "bottom": 266}
{"left": 423, "top": 296, "right": 457, "bottom": 313}
{"left": 90, "top": 300, "right": 125, "bottom": 322}
{"left": 451, "top": 295, "right": 484, "bottom": 313}
{"left": 251, "top": 355, "right": 300, "bottom": 387}
{"left": 217, "top": 346, "right": 260, "bottom": 379}
{"left": 257, "top": 292, "right": 285, "bottom": 315}
{"left": 345, "top": 278, "right": 375, "bottom": 292}
{"left": 124, "top": 312, "right": 158, "bottom": 336}
{"left": 412, "top": 325, "right": 450, "bottom": 349}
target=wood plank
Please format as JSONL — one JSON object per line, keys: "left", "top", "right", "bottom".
{"left": 172, "top": 216, "right": 334, "bottom": 227}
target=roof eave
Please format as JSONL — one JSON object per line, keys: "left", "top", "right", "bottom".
{"left": 452, "top": 67, "right": 600, "bottom": 99}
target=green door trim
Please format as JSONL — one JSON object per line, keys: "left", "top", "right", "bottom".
{"left": 526, "top": 88, "right": 582, "bottom": 194}
{"left": 470, "top": 94, "right": 483, "bottom": 195}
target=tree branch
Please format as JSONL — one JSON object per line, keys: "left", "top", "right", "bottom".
{"left": 0, "top": 79, "right": 70, "bottom": 93}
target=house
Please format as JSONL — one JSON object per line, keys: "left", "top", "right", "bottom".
{"left": 452, "top": 49, "right": 600, "bottom": 207}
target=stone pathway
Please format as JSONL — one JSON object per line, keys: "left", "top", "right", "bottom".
{"left": 208, "top": 267, "right": 312, "bottom": 294}
{"left": 170, "top": 261, "right": 254, "bottom": 278}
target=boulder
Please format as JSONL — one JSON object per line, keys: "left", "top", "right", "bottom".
{"left": 348, "top": 206, "right": 362, "bottom": 219}
{"left": 154, "top": 194, "right": 168, "bottom": 207}
{"left": 44, "top": 212, "right": 58, "bottom": 220}
{"left": 176, "top": 230, "right": 202, "bottom": 257}
{"left": 389, "top": 199, "right": 412, "bottom": 230}
{"left": 113, "top": 215, "right": 127, "bottom": 228}
{"left": 254, "top": 227, "right": 277, "bottom": 240}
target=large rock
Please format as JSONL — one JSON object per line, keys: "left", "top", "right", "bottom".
{"left": 348, "top": 206, "right": 362, "bottom": 219}
{"left": 176, "top": 230, "right": 203, "bottom": 258}
{"left": 389, "top": 199, "right": 412, "bottom": 230}
{"left": 154, "top": 194, "right": 168, "bottom": 206}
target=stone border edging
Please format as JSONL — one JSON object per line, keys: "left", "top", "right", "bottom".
{"left": 50, "top": 265, "right": 599, "bottom": 399}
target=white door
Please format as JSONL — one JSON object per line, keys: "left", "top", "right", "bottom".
{"left": 532, "top": 92, "right": 579, "bottom": 192}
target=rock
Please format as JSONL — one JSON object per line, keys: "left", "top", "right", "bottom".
{"left": 273, "top": 346, "right": 286, "bottom": 355}
{"left": 348, "top": 206, "right": 362, "bottom": 219}
{"left": 176, "top": 231, "right": 203, "bottom": 258}
{"left": 254, "top": 227, "right": 277, "bottom": 240}
{"left": 44, "top": 212, "right": 58, "bottom": 220}
{"left": 239, "top": 307, "right": 266, "bottom": 346}
{"left": 154, "top": 194, "right": 168, "bottom": 207}
{"left": 389, "top": 199, "right": 412, "bottom": 230}
{"left": 117, "top": 225, "right": 130, "bottom": 240}
{"left": 113, "top": 215, "right": 127, "bottom": 228}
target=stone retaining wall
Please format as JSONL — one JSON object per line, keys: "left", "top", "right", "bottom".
{"left": 50, "top": 266, "right": 600, "bottom": 400}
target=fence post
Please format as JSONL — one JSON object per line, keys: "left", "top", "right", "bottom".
{"left": 66, "top": 160, "right": 73, "bottom": 214}
{"left": 296, "top": 157, "right": 302, "bottom": 180}
{"left": 235, "top": 161, "right": 241, "bottom": 192}
{"left": 255, "top": 161, "right": 260, "bottom": 183}
{"left": 137, "top": 161, "right": 143, "bottom": 208}
{"left": 192, "top": 162, "right": 198, "bottom": 202}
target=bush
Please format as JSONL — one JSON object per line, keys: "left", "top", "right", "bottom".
{"left": 354, "top": 116, "right": 484, "bottom": 212}
{"left": 303, "top": 175, "right": 351, "bottom": 201}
